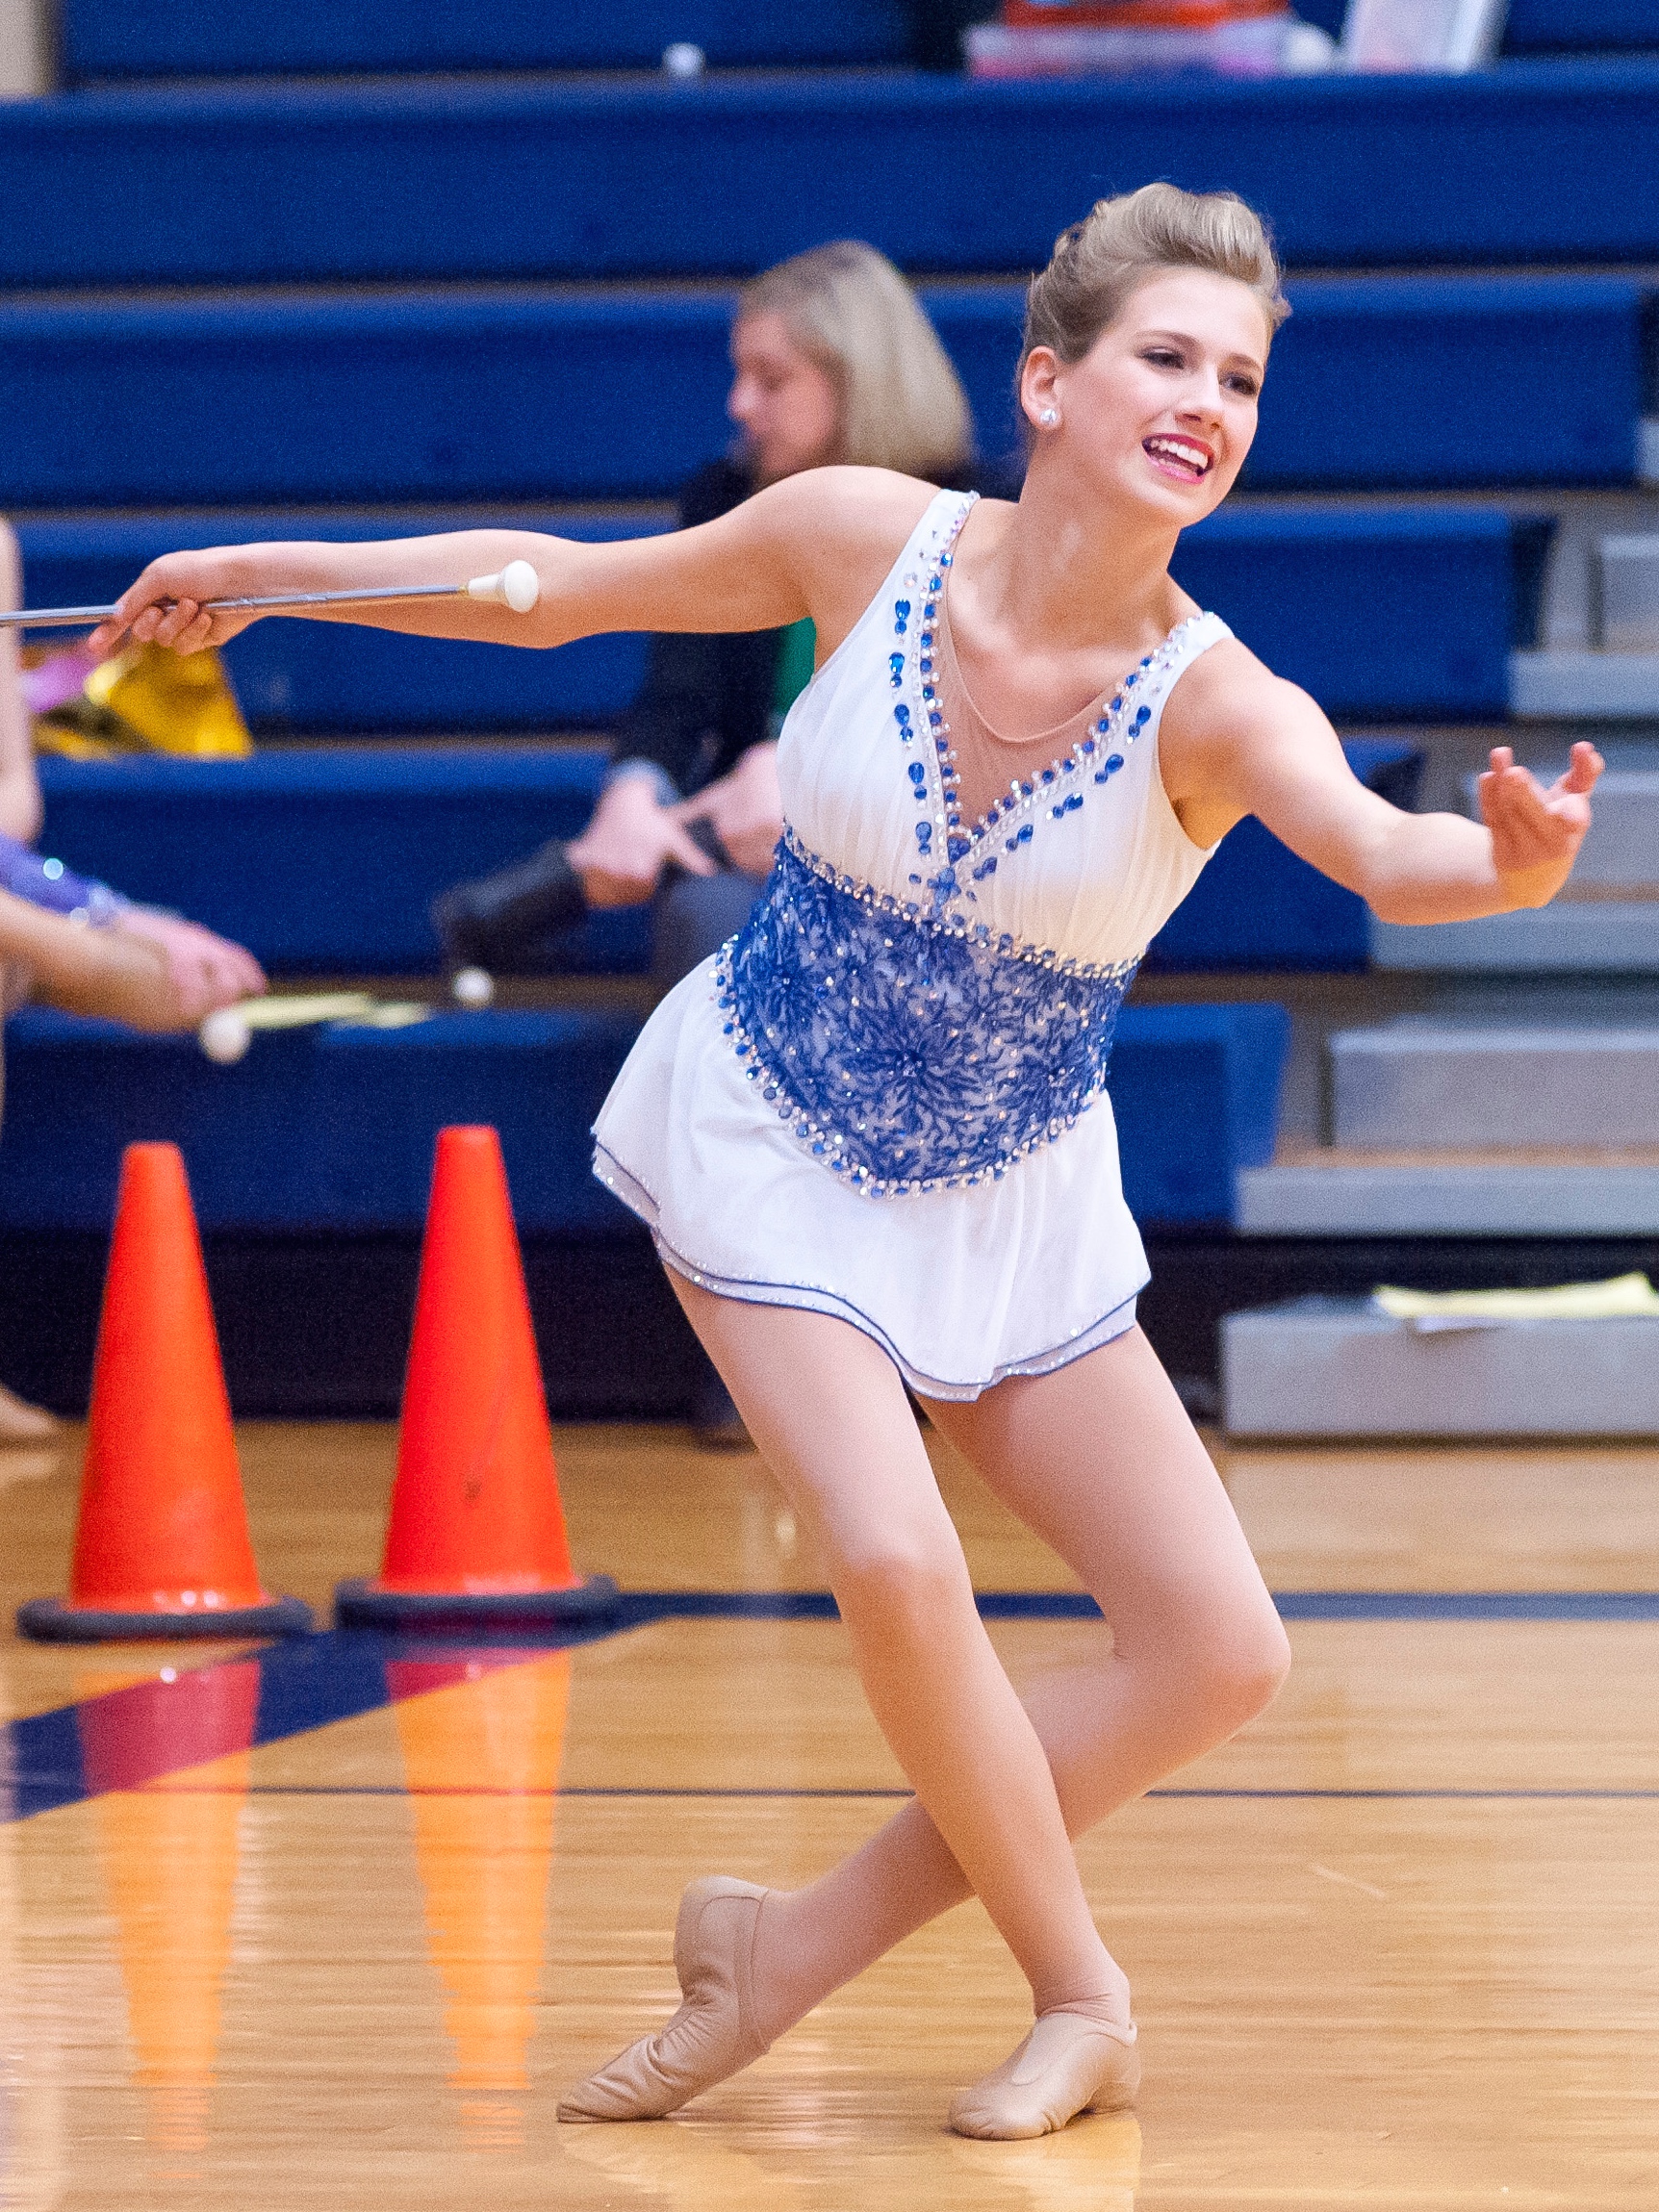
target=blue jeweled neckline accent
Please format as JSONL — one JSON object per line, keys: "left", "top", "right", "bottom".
{"left": 715, "top": 831, "right": 1140, "bottom": 1197}
{"left": 897, "top": 494, "right": 1204, "bottom": 890}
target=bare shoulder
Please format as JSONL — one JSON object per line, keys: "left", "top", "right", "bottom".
{"left": 762, "top": 465, "right": 940, "bottom": 576}
{"left": 1161, "top": 634, "right": 1345, "bottom": 835}
{"left": 1165, "top": 634, "right": 1318, "bottom": 750}
{"left": 760, "top": 467, "right": 944, "bottom": 652}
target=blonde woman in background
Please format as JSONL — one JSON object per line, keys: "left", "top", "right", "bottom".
{"left": 434, "top": 240, "right": 977, "bottom": 978}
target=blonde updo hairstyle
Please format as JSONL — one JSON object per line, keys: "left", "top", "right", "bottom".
{"left": 1022, "top": 183, "right": 1289, "bottom": 393}
{"left": 738, "top": 240, "right": 974, "bottom": 481}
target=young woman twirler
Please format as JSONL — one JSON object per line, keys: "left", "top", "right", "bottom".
{"left": 98, "top": 185, "right": 1600, "bottom": 2140}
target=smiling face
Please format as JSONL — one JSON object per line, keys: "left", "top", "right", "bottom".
{"left": 1021, "top": 267, "right": 1271, "bottom": 527}
{"left": 728, "top": 310, "right": 845, "bottom": 486}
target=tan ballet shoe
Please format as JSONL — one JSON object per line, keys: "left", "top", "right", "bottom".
{"left": 949, "top": 2009, "right": 1140, "bottom": 2141}
{"left": 0, "top": 1381, "right": 56, "bottom": 1446}
{"left": 556, "top": 1875, "right": 772, "bottom": 2123}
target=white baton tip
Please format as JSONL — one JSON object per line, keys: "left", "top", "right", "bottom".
{"left": 467, "top": 561, "right": 541, "bottom": 614}
{"left": 451, "top": 965, "right": 495, "bottom": 1009}
{"left": 199, "top": 1006, "right": 252, "bottom": 1064}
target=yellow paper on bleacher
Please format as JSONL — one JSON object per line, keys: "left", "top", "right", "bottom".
{"left": 1374, "top": 1273, "right": 1659, "bottom": 1332}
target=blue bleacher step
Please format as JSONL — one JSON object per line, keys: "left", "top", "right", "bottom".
{"left": 0, "top": 1002, "right": 1289, "bottom": 1234}
{"left": 1372, "top": 768, "right": 1659, "bottom": 972}
{"left": 36, "top": 747, "right": 645, "bottom": 976}
{"left": 58, "top": 0, "right": 1659, "bottom": 80}
{"left": 1222, "top": 1296, "right": 1659, "bottom": 1438}
{"left": 19, "top": 504, "right": 1548, "bottom": 729}
{"left": 1330, "top": 1013, "right": 1659, "bottom": 1149}
{"left": 6, "top": 66, "right": 1659, "bottom": 289}
{"left": 0, "top": 275, "right": 1646, "bottom": 505}
{"left": 1505, "top": 0, "right": 1659, "bottom": 54}
{"left": 60, "top": 0, "right": 910, "bottom": 80}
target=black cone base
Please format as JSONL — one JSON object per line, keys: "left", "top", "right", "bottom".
{"left": 334, "top": 1573, "right": 622, "bottom": 1632}
{"left": 17, "top": 1592, "right": 315, "bottom": 1642}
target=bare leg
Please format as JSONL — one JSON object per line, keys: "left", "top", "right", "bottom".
{"left": 669, "top": 1279, "right": 1122, "bottom": 2011}
{"left": 748, "top": 1323, "right": 1290, "bottom": 2043}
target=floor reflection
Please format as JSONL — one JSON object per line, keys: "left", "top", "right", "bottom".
{"left": 555, "top": 2106, "right": 1139, "bottom": 2207}
{"left": 390, "top": 1650, "right": 573, "bottom": 2152}
{"left": 80, "top": 1660, "right": 261, "bottom": 2173}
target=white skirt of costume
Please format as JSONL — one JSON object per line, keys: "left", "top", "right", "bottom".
{"left": 594, "top": 963, "right": 1147, "bottom": 1400}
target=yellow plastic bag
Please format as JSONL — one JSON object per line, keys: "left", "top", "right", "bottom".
{"left": 82, "top": 642, "right": 251, "bottom": 756}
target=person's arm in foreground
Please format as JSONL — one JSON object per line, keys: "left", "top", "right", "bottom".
{"left": 0, "top": 888, "right": 228, "bottom": 1030}
{"left": 0, "top": 523, "right": 42, "bottom": 845}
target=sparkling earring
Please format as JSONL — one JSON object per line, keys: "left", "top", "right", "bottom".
{"left": 1039, "top": 408, "right": 1059, "bottom": 426}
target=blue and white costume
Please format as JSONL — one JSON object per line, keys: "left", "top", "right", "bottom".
{"left": 594, "top": 489, "right": 1231, "bottom": 1399}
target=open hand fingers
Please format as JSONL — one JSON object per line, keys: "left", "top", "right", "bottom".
{"left": 1560, "top": 739, "right": 1604, "bottom": 796}
{"left": 1480, "top": 749, "right": 1591, "bottom": 871}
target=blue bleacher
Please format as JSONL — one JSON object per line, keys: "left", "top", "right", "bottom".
{"left": 19, "top": 505, "right": 1545, "bottom": 728}
{"left": 3, "top": 3, "right": 1639, "bottom": 1406}
{"left": 0, "top": 1001, "right": 1289, "bottom": 1233}
{"left": 35, "top": 740, "right": 1414, "bottom": 977}
{"left": 4, "top": 66, "right": 1659, "bottom": 289}
{"left": 1506, "top": 0, "right": 1659, "bottom": 52}
{"left": 2, "top": 274, "right": 1645, "bottom": 505}
{"left": 36, "top": 750, "right": 640, "bottom": 976}
{"left": 59, "top": 0, "right": 911, "bottom": 79}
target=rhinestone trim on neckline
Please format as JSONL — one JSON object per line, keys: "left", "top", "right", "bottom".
{"left": 893, "top": 494, "right": 1206, "bottom": 890}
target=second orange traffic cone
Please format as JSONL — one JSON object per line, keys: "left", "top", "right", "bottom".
{"left": 17, "top": 1143, "right": 312, "bottom": 1641}
{"left": 336, "top": 1126, "right": 618, "bottom": 1628}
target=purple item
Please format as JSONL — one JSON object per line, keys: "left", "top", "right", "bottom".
{"left": 0, "top": 831, "right": 125, "bottom": 925}
{"left": 19, "top": 646, "right": 98, "bottom": 718}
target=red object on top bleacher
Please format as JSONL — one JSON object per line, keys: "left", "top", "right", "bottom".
{"left": 1003, "top": 0, "right": 1284, "bottom": 26}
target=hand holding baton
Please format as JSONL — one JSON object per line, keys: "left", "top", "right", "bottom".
{"left": 0, "top": 559, "right": 542, "bottom": 631}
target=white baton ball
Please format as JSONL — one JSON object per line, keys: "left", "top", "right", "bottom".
{"left": 199, "top": 1006, "right": 252, "bottom": 1064}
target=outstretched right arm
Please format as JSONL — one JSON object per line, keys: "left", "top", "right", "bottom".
{"left": 88, "top": 468, "right": 936, "bottom": 667}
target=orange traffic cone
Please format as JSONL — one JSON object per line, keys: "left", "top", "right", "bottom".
{"left": 16, "top": 1142, "right": 312, "bottom": 1640}
{"left": 336, "top": 1127, "right": 618, "bottom": 1629}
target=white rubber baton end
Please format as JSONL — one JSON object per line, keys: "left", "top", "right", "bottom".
{"left": 467, "top": 561, "right": 541, "bottom": 614}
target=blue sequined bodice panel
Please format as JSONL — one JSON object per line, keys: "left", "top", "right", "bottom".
{"left": 717, "top": 833, "right": 1139, "bottom": 1196}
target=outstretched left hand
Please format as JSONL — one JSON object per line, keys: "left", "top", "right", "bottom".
{"left": 1477, "top": 740, "right": 1603, "bottom": 908}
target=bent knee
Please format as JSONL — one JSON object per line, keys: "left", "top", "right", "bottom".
{"left": 832, "top": 1532, "right": 969, "bottom": 1632}
{"left": 1195, "top": 1607, "right": 1291, "bottom": 1730}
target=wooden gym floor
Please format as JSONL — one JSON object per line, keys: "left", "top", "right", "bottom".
{"left": 3, "top": 1419, "right": 1657, "bottom": 2208}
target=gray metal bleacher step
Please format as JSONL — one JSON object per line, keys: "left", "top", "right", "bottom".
{"left": 1512, "top": 647, "right": 1659, "bottom": 718}
{"left": 1222, "top": 1296, "right": 1659, "bottom": 1437}
{"left": 1372, "top": 902, "right": 1659, "bottom": 974}
{"left": 1237, "top": 1151, "right": 1659, "bottom": 1235}
{"left": 1372, "top": 768, "right": 1659, "bottom": 973}
{"left": 1330, "top": 1015, "right": 1659, "bottom": 1148}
